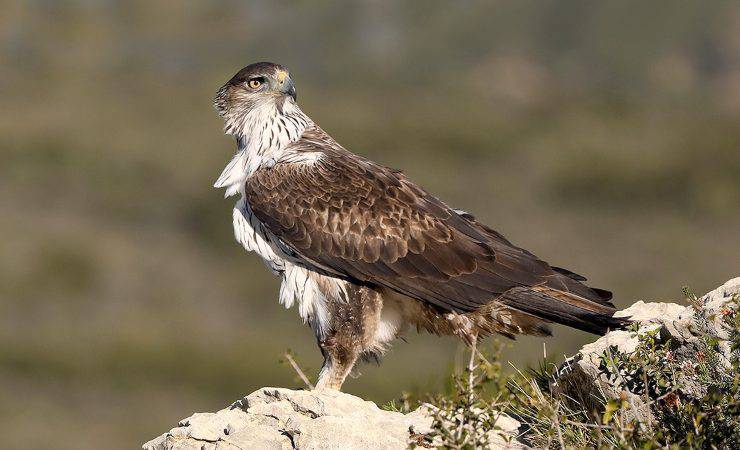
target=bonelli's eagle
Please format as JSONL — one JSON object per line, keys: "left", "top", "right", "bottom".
{"left": 213, "top": 62, "right": 627, "bottom": 390}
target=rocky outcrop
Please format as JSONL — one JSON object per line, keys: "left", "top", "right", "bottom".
{"left": 552, "top": 277, "right": 740, "bottom": 418}
{"left": 143, "top": 386, "right": 520, "bottom": 449}
{"left": 144, "top": 278, "right": 738, "bottom": 449}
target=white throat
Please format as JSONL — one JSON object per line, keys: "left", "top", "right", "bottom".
{"left": 214, "top": 98, "right": 310, "bottom": 197}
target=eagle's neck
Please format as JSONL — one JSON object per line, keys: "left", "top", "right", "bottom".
{"left": 215, "top": 98, "right": 311, "bottom": 197}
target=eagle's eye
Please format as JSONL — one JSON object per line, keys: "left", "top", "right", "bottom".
{"left": 247, "top": 78, "right": 263, "bottom": 89}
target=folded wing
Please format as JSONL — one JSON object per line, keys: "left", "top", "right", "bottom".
{"left": 244, "top": 127, "right": 625, "bottom": 334}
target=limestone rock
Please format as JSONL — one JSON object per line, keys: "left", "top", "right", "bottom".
{"left": 552, "top": 277, "right": 739, "bottom": 417}
{"left": 144, "top": 279, "right": 738, "bottom": 449}
{"left": 143, "top": 387, "right": 520, "bottom": 449}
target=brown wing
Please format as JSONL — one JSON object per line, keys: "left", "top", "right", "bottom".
{"left": 244, "top": 127, "right": 624, "bottom": 334}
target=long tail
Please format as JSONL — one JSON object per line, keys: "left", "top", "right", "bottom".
{"left": 498, "top": 285, "right": 630, "bottom": 335}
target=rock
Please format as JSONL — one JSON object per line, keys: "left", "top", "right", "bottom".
{"left": 696, "top": 277, "right": 740, "bottom": 339}
{"left": 143, "top": 387, "right": 520, "bottom": 449}
{"left": 702, "top": 277, "right": 740, "bottom": 304}
{"left": 144, "top": 280, "right": 738, "bottom": 449}
{"left": 613, "top": 300, "right": 685, "bottom": 323}
{"left": 553, "top": 301, "right": 680, "bottom": 405}
{"left": 552, "top": 277, "right": 739, "bottom": 419}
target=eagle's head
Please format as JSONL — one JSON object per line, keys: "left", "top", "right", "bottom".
{"left": 214, "top": 62, "right": 297, "bottom": 123}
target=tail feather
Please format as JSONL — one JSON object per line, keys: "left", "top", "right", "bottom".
{"left": 498, "top": 286, "right": 630, "bottom": 335}
{"left": 545, "top": 267, "right": 615, "bottom": 307}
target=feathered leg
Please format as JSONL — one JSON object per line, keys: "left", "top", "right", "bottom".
{"left": 314, "top": 284, "right": 383, "bottom": 390}
{"left": 315, "top": 339, "right": 360, "bottom": 390}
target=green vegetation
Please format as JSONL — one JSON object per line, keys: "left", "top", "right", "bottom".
{"left": 402, "top": 292, "right": 740, "bottom": 449}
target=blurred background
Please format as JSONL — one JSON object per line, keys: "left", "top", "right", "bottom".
{"left": 1, "top": 1, "right": 739, "bottom": 448}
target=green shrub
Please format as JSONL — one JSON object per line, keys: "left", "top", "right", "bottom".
{"left": 412, "top": 292, "right": 740, "bottom": 449}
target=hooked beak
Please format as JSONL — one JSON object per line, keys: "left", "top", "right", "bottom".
{"left": 277, "top": 70, "right": 297, "bottom": 101}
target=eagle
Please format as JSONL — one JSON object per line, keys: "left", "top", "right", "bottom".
{"left": 214, "top": 62, "right": 627, "bottom": 390}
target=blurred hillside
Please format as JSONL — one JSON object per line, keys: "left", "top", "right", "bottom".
{"left": 1, "top": 1, "right": 739, "bottom": 449}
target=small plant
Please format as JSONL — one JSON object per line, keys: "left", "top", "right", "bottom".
{"left": 420, "top": 340, "right": 518, "bottom": 449}
{"left": 597, "top": 292, "right": 740, "bottom": 449}
{"left": 383, "top": 391, "right": 414, "bottom": 413}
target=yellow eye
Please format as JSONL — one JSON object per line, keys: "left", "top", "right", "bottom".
{"left": 248, "top": 79, "right": 262, "bottom": 89}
